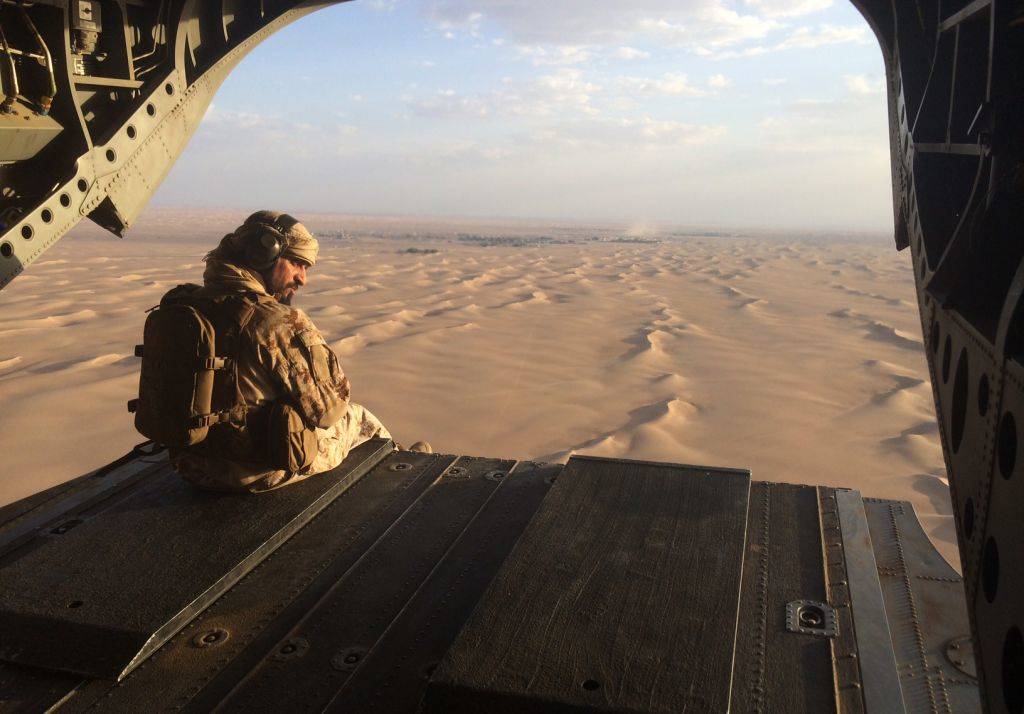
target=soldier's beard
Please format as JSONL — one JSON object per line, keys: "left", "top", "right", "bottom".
{"left": 273, "top": 283, "right": 299, "bottom": 305}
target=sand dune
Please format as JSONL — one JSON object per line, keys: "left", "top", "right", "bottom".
{"left": 0, "top": 213, "right": 958, "bottom": 568}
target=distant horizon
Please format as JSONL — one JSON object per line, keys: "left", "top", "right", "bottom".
{"left": 152, "top": 1, "right": 893, "bottom": 233}
{"left": 140, "top": 202, "right": 894, "bottom": 240}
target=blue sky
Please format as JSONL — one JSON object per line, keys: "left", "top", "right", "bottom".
{"left": 154, "top": 0, "right": 893, "bottom": 232}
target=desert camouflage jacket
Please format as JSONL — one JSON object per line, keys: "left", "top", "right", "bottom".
{"left": 236, "top": 300, "right": 351, "bottom": 429}
{"left": 173, "top": 258, "right": 351, "bottom": 491}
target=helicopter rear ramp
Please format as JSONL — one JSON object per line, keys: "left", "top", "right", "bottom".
{"left": 0, "top": 444, "right": 979, "bottom": 713}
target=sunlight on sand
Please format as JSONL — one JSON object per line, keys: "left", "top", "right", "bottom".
{"left": 0, "top": 212, "right": 955, "bottom": 568}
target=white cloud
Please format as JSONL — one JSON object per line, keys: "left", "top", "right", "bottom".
{"left": 533, "top": 69, "right": 603, "bottom": 113}
{"left": 757, "top": 96, "right": 887, "bottom": 154}
{"left": 614, "top": 46, "right": 651, "bottom": 60}
{"left": 423, "top": 1, "right": 868, "bottom": 64}
{"left": 424, "top": 0, "right": 779, "bottom": 50}
{"left": 617, "top": 72, "right": 707, "bottom": 97}
{"left": 517, "top": 44, "right": 595, "bottom": 66}
{"left": 197, "top": 108, "right": 359, "bottom": 158}
{"left": 409, "top": 69, "right": 603, "bottom": 119}
{"left": 774, "top": 23, "right": 869, "bottom": 50}
{"left": 743, "top": 0, "right": 833, "bottom": 18}
{"left": 843, "top": 73, "right": 884, "bottom": 95}
{"left": 638, "top": 9, "right": 779, "bottom": 51}
{"left": 708, "top": 73, "right": 732, "bottom": 88}
{"left": 707, "top": 22, "right": 869, "bottom": 58}
{"left": 528, "top": 116, "right": 727, "bottom": 151}
{"left": 410, "top": 88, "right": 492, "bottom": 118}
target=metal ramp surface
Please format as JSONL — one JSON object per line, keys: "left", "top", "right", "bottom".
{"left": 0, "top": 446, "right": 981, "bottom": 713}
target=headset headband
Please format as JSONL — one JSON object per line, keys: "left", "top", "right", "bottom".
{"left": 242, "top": 213, "right": 300, "bottom": 270}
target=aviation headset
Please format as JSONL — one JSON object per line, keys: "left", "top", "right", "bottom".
{"left": 240, "top": 213, "right": 301, "bottom": 271}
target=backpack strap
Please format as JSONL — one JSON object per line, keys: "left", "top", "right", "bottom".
{"left": 198, "top": 356, "right": 234, "bottom": 371}
{"left": 190, "top": 405, "right": 248, "bottom": 429}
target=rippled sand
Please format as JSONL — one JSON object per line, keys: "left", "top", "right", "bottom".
{"left": 0, "top": 211, "right": 954, "bottom": 567}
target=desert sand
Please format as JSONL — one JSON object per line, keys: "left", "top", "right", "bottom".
{"left": 0, "top": 209, "right": 955, "bottom": 567}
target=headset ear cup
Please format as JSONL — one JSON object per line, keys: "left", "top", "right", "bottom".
{"left": 247, "top": 231, "right": 283, "bottom": 270}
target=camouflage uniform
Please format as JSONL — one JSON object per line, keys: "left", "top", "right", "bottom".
{"left": 174, "top": 214, "right": 391, "bottom": 493}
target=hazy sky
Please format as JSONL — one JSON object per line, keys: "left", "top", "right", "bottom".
{"left": 153, "top": 0, "right": 893, "bottom": 232}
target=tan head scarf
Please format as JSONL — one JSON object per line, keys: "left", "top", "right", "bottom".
{"left": 202, "top": 211, "right": 319, "bottom": 294}
{"left": 225, "top": 210, "right": 320, "bottom": 267}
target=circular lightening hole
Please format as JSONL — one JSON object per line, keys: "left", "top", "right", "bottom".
{"left": 999, "top": 412, "right": 1017, "bottom": 479}
{"left": 983, "top": 537, "right": 1000, "bottom": 603}
{"left": 942, "top": 335, "right": 952, "bottom": 383}
{"left": 77, "top": 178, "right": 88, "bottom": 192}
{"left": 0, "top": 242, "right": 12, "bottom": 258}
{"left": 40, "top": 208, "right": 52, "bottom": 224}
{"left": 21, "top": 225, "right": 32, "bottom": 240}
{"left": 979, "top": 374, "right": 990, "bottom": 416}
{"left": 105, "top": 148, "right": 116, "bottom": 163}
{"left": 59, "top": 193, "right": 71, "bottom": 207}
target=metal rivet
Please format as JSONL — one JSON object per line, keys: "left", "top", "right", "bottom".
{"left": 331, "top": 646, "right": 366, "bottom": 672}
{"left": 192, "top": 628, "right": 229, "bottom": 649}
{"left": 273, "top": 637, "right": 309, "bottom": 661}
{"left": 389, "top": 462, "right": 413, "bottom": 472}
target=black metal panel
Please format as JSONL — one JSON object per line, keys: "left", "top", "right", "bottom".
{"left": 0, "top": 438, "right": 393, "bottom": 680}
{"left": 732, "top": 482, "right": 835, "bottom": 714}
{"left": 425, "top": 456, "right": 751, "bottom": 714}
{"left": 59, "top": 449, "right": 457, "bottom": 712}
{"left": 215, "top": 455, "right": 517, "bottom": 712}
{"left": 0, "top": 663, "right": 80, "bottom": 713}
{"left": 864, "top": 497, "right": 981, "bottom": 713}
{"left": 835, "top": 489, "right": 906, "bottom": 713}
{"left": 0, "top": 444, "right": 168, "bottom": 562}
{"left": 324, "top": 461, "right": 559, "bottom": 713}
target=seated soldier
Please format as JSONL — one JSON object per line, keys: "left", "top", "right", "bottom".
{"left": 170, "top": 210, "right": 420, "bottom": 492}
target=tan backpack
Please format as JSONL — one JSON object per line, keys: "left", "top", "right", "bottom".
{"left": 130, "top": 284, "right": 256, "bottom": 448}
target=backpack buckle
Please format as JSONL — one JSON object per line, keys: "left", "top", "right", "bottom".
{"left": 198, "top": 357, "right": 233, "bottom": 371}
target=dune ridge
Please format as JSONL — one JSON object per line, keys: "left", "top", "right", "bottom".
{"left": 0, "top": 217, "right": 956, "bottom": 568}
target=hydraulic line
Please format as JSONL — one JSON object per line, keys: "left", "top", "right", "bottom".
{"left": 18, "top": 4, "right": 54, "bottom": 115}
{"left": 133, "top": 0, "right": 170, "bottom": 78}
{"left": 0, "top": 20, "right": 17, "bottom": 113}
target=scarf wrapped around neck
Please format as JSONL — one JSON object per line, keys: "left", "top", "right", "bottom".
{"left": 203, "top": 237, "right": 270, "bottom": 295}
